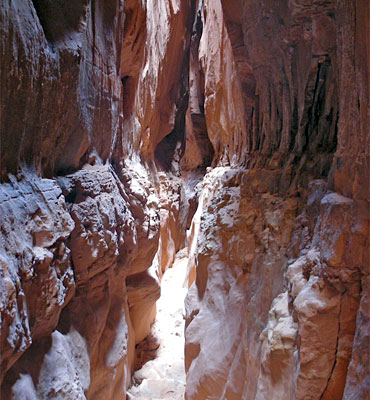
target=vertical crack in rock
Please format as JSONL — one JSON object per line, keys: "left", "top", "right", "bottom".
{"left": 182, "top": 3, "right": 215, "bottom": 172}
{"left": 319, "top": 293, "right": 343, "bottom": 400}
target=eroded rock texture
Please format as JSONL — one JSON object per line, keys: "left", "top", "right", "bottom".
{"left": 0, "top": 0, "right": 368, "bottom": 399}
{"left": 1, "top": 0, "right": 194, "bottom": 398}
{"left": 184, "top": 0, "right": 369, "bottom": 399}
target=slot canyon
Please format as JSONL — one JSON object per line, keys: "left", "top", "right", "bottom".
{"left": 0, "top": 0, "right": 369, "bottom": 399}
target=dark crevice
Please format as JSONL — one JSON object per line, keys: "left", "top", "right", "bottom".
{"left": 183, "top": 5, "right": 214, "bottom": 170}
{"left": 31, "top": 0, "right": 88, "bottom": 44}
{"left": 121, "top": 75, "right": 135, "bottom": 117}
{"left": 191, "top": 114, "right": 215, "bottom": 169}
{"left": 155, "top": 127, "right": 185, "bottom": 172}
{"left": 304, "top": 59, "right": 332, "bottom": 153}
{"left": 1, "top": 336, "right": 52, "bottom": 399}
{"left": 155, "top": 2, "right": 194, "bottom": 172}
{"left": 193, "top": 9, "right": 203, "bottom": 37}
{"left": 328, "top": 109, "right": 339, "bottom": 154}
{"left": 56, "top": 306, "right": 72, "bottom": 335}
{"left": 64, "top": 189, "right": 77, "bottom": 204}
{"left": 290, "top": 96, "right": 299, "bottom": 151}
{"left": 55, "top": 166, "right": 79, "bottom": 177}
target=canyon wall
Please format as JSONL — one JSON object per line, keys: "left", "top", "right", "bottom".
{"left": 0, "top": 0, "right": 193, "bottom": 398}
{"left": 184, "top": 0, "right": 369, "bottom": 399}
{"left": 0, "top": 0, "right": 368, "bottom": 400}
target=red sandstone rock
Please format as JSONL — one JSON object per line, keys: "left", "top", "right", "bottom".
{"left": 184, "top": 0, "right": 368, "bottom": 399}
{"left": 0, "top": 173, "right": 75, "bottom": 385}
{"left": 0, "top": 1, "right": 194, "bottom": 398}
{"left": 0, "top": 0, "right": 368, "bottom": 399}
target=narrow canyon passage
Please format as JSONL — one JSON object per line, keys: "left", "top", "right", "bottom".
{"left": 128, "top": 249, "right": 188, "bottom": 400}
{"left": 0, "top": 0, "right": 368, "bottom": 399}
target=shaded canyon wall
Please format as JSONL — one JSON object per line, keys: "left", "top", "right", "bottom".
{"left": 0, "top": 0, "right": 194, "bottom": 398}
{"left": 0, "top": 0, "right": 368, "bottom": 399}
{"left": 184, "top": 0, "right": 369, "bottom": 399}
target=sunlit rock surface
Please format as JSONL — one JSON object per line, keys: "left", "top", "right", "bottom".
{"left": 1, "top": 0, "right": 193, "bottom": 398}
{"left": 0, "top": 0, "right": 368, "bottom": 399}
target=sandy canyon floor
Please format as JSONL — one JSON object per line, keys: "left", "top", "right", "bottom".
{"left": 127, "top": 249, "right": 188, "bottom": 399}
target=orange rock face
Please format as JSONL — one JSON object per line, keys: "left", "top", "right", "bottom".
{"left": 184, "top": 0, "right": 368, "bottom": 399}
{"left": 0, "top": 0, "right": 368, "bottom": 399}
{"left": 0, "top": 0, "right": 193, "bottom": 399}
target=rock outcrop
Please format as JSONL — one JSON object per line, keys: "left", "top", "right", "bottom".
{"left": 1, "top": 0, "right": 193, "bottom": 398}
{"left": 0, "top": 0, "right": 368, "bottom": 399}
{"left": 184, "top": 0, "right": 369, "bottom": 399}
